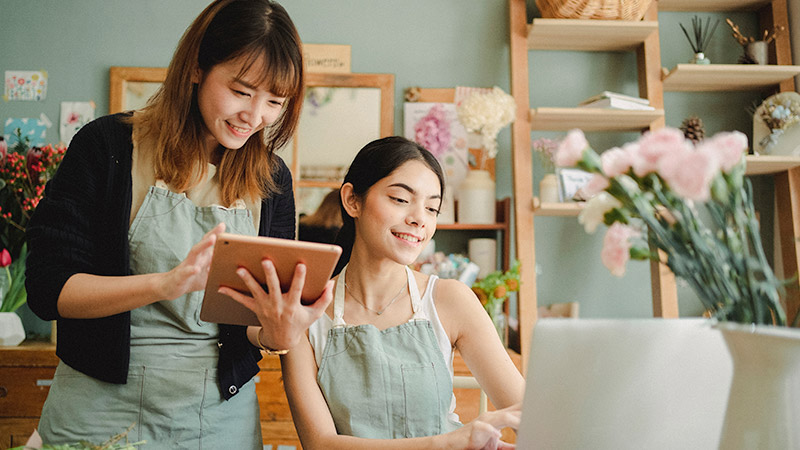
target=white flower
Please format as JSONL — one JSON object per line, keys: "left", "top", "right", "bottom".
{"left": 578, "top": 192, "right": 622, "bottom": 234}
{"left": 456, "top": 87, "right": 516, "bottom": 158}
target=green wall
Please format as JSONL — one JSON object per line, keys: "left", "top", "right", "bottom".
{"left": 0, "top": 0, "right": 786, "bottom": 334}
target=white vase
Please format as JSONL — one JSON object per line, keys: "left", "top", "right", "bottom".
{"left": 717, "top": 323, "right": 800, "bottom": 449}
{"left": 539, "top": 173, "right": 559, "bottom": 203}
{"left": 457, "top": 170, "right": 495, "bottom": 224}
{"left": 0, "top": 311, "right": 25, "bottom": 346}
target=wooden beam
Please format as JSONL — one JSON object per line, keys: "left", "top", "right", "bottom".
{"left": 509, "top": 0, "right": 537, "bottom": 372}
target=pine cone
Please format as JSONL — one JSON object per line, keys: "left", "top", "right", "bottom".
{"left": 680, "top": 115, "right": 705, "bottom": 143}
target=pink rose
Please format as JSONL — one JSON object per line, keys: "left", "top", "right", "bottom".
{"left": 705, "top": 131, "right": 748, "bottom": 173}
{"left": 632, "top": 128, "right": 688, "bottom": 177}
{"left": 600, "top": 146, "right": 634, "bottom": 177}
{"left": 601, "top": 223, "right": 639, "bottom": 277}
{"left": 658, "top": 145, "right": 719, "bottom": 202}
{"left": 555, "top": 129, "right": 589, "bottom": 167}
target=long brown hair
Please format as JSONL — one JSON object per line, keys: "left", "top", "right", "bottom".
{"left": 132, "top": 0, "right": 304, "bottom": 204}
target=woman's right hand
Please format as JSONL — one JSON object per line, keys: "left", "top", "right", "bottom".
{"left": 159, "top": 223, "right": 226, "bottom": 301}
{"left": 221, "top": 258, "right": 334, "bottom": 350}
{"left": 449, "top": 403, "right": 521, "bottom": 450}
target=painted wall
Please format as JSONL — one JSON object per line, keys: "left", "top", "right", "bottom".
{"left": 0, "top": 0, "right": 791, "bottom": 336}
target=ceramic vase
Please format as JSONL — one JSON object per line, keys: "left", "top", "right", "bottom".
{"left": 691, "top": 52, "right": 711, "bottom": 64}
{"left": 539, "top": 173, "right": 559, "bottom": 203}
{"left": 745, "top": 41, "right": 768, "bottom": 65}
{"left": 457, "top": 170, "right": 495, "bottom": 224}
{"left": 717, "top": 323, "right": 800, "bottom": 449}
{"left": 0, "top": 312, "right": 25, "bottom": 346}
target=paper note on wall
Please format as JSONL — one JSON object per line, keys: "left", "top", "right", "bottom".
{"left": 60, "top": 101, "right": 96, "bottom": 145}
{"left": 4, "top": 70, "right": 48, "bottom": 101}
{"left": 4, "top": 117, "right": 47, "bottom": 146}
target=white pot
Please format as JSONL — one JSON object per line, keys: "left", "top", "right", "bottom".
{"left": 717, "top": 323, "right": 800, "bottom": 449}
{"left": 0, "top": 311, "right": 25, "bottom": 346}
{"left": 457, "top": 170, "right": 495, "bottom": 224}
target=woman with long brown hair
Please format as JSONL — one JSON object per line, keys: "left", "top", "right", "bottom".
{"left": 25, "top": 1, "right": 329, "bottom": 447}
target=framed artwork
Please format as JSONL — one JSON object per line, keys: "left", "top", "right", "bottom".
{"left": 556, "top": 167, "right": 593, "bottom": 202}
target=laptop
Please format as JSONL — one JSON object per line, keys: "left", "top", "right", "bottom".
{"left": 516, "top": 318, "right": 732, "bottom": 449}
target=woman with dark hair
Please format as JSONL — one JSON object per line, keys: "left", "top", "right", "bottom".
{"left": 298, "top": 188, "right": 343, "bottom": 244}
{"left": 279, "top": 136, "right": 524, "bottom": 449}
{"left": 25, "top": 1, "right": 330, "bottom": 447}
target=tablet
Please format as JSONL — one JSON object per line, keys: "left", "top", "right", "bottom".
{"left": 200, "top": 233, "right": 342, "bottom": 326}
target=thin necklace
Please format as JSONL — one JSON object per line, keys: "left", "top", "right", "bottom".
{"left": 345, "top": 279, "right": 408, "bottom": 315}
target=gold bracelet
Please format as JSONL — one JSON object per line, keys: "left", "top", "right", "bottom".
{"left": 256, "top": 328, "right": 289, "bottom": 355}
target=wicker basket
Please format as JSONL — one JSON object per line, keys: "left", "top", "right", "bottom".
{"left": 535, "top": 0, "right": 652, "bottom": 21}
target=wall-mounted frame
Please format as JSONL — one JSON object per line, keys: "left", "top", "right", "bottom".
{"left": 108, "top": 66, "right": 167, "bottom": 114}
{"left": 107, "top": 67, "right": 394, "bottom": 216}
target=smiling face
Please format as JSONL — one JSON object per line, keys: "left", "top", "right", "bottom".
{"left": 348, "top": 160, "right": 442, "bottom": 265}
{"left": 195, "top": 56, "right": 287, "bottom": 152}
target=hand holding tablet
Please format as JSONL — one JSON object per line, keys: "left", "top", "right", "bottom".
{"left": 200, "top": 233, "right": 342, "bottom": 326}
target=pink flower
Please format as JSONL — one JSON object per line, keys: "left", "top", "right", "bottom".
{"left": 414, "top": 104, "right": 451, "bottom": 158}
{"left": 658, "top": 145, "right": 719, "bottom": 202}
{"left": 26, "top": 147, "right": 44, "bottom": 175}
{"left": 555, "top": 129, "right": 589, "bottom": 167}
{"left": 67, "top": 112, "right": 80, "bottom": 125}
{"left": 705, "top": 131, "right": 748, "bottom": 173}
{"left": 632, "top": 128, "right": 689, "bottom": 177}
{"left": 0, "top": 249, "right": 10, "bottom": 268}
{"left": 600, "top": 145, "right": 635, "bottom": 177}
{"left": 601, "top": 223, "right": 639, "bottom": 277}
{"left": 582, "top": 173, "right": 610, "bottom": 198}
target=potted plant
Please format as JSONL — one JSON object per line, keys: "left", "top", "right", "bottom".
{"left": 555, "top": 126, "right": 799, "bottom": 447}
{"left": 0, "top": 129, "right": 65, "bottom": 346}
{"left": 471, "top": 260, "right": 521, "bottom": 345}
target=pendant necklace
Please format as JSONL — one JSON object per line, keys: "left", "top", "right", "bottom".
{"left": 345, "top": 278, "right": 408, "bottom": 315}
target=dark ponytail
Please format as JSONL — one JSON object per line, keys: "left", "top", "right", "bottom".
{"left": 333, "top": 136, "right": 445, "bottom": 276}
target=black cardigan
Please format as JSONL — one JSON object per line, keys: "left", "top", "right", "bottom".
{"left": 26, "top": 113, "right": 296, "bottom": 399}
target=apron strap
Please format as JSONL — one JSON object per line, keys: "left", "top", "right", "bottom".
{"left": 406, "top": 266, "right": 425, "bottom": 321}
{"left": 332, "top": 265, "right": 347, "bottom": 328}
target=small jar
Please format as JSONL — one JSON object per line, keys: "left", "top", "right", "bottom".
{"left": 539, "top": 173, "right": 559, "bottom": 203}
{"left": 457, "top": 170, "right": 496, "bottom": 224}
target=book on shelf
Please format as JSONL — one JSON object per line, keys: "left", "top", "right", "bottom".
{"left": 579, "top": 91, "right": 650, "bottom": 106}
{"left": 579, "top": 97, "right": 655, "bottom": 111}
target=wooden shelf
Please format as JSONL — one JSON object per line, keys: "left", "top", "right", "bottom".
{"left": 530, "top": 107, "right": 664, "bottom": 131}
{"left": 527, "top": 19, "right": 658, "bottom": 52}
{"left": 663, "top": 64, "right": 800, "bottom": 92}
{"left": 745, "top": 155, "right": 800, "bottom": 175}
{"left": 658, "top": 0, "right": 770, "bottom": 11}
{"left": 532, "top": 198, "right": 584, "bottom": 217}
{"left": 437, "top": 223, "right": 506, "bottom": 230}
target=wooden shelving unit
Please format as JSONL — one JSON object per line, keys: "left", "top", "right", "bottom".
{"left": 527, "top": 19, "right": 658, "bottom": 51}
{"left": 509, "top": 0, "right": 669, "bottom": 368}
{"left": 746, "top": 155, "right": 800, "bottom": 175}
{"left": 663, "top": 64, "right": 800, "bottom": 91}
{"left": 530, "top": 107, "right": 664, "bottom": 131}
{"left": 510, "top": 0, "right": 799, "bottom": 369}
{"left": 532, "top": 198, "right": 584, "bottom": 217}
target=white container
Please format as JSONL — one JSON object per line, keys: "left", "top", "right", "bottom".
{"left": 0, "top": 312, "right": 25, "bottom": 346}
{"left": 438, "top": 191, "right": 455, "bottom": 225}
{"left": 468, "top": 238, "right": 497, "bottom": 279}
{"left": 539, "top": 173, "right": 559, "bottom": 203}
{"left": 457, "top": 170, "right": 495, "bottom": 224}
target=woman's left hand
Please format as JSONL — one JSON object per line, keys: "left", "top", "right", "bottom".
{"left": 219, "top": 259, "right": 334, "bottom": 350}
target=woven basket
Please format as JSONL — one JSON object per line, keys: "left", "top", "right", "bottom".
{"left": 536, "top": 0, "right": 652, "bottom": 21}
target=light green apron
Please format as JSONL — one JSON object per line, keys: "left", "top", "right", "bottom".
{"left": 39, "top": 182, "right": 262, "bottom": 449}
{"left": 316, "top": 265, "right": 460, "bottom": 439}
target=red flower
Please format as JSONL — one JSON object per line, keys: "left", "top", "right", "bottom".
{"left": 0, "top": 249, "right": 11, "bottom": 268}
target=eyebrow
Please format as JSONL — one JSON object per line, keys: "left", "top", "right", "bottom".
{"left": 388, "top": 182, "right": 442, "bottom": 201}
